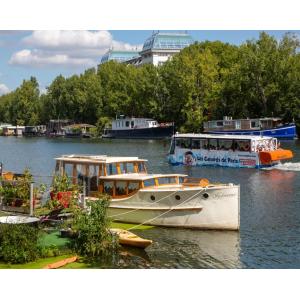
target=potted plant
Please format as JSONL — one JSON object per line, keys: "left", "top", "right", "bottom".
{"left": 50, "top": 174, "right": 76, "bottom": 208}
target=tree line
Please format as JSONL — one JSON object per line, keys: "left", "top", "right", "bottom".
{"left": 1, "top": 32, "right": 300, "bottom": 134}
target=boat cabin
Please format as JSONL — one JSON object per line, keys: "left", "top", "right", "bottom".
{"left": 54, "top": 154, "right": 187, "bottom": 198}
{"left": 203, "top": 116, "right": 284, "bottom": 132}
{"left": 110, "top": 117, "right": 159, "bottom": 130}
{"left": 170, "top": 133, "right": 278, "bottom": 154}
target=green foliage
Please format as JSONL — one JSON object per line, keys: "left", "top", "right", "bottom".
{"left": 0, "top": 224, "right": 41, "bottom": 264}
{"left": 1, "top": 32, "right": 300, "bottom": 131}
{"left": 0, "top": 168, "right": 33, "bottom": 206}
{"left": 51, "top": 174, "right": 73, "bottom": 193}
{"left": 71, "top": 198, "right": 118, "bottom": 258}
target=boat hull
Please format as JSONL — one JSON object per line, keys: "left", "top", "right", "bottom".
{"left": 102, "top": 126, "right": 174, "bottom": 139}
{"left": 107, "top": 185, "right": 240, "bottom": 230}
{"left": 206, "top": 124, "right": 297, "bottom": 139}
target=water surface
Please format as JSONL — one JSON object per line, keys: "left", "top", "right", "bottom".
{"left": 1, "top": 136, "right": 300, "bottom": 268}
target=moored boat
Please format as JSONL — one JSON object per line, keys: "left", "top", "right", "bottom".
{"left": 110, "top": 228, "right": 153, "bottom": 249}
{"left": 102, "top": 116, "right": 174, "bottom": 139}
{"left": 54, "top": 154, "right": 240, "bottom": 230}
{"left": 168, "top": 133, "right": 293, "bottom": 168}
{"left": 203, "top": 117, "right": 297, "bottom": 139}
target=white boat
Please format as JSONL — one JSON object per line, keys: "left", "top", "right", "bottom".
{"left": 168, "top": 133, "right": 293, "bottom": 168}
{"left": 54, "top": 154, "right": 240, "bottom": 230}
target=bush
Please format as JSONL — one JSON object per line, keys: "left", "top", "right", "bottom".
{"left": 71, "top": 198, "right": 118, "bottom": 258}
{"left": 0, "top": 224, "right": 41, "bottom": 264}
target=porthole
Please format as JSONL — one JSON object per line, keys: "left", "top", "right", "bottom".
{"left": 150, "top": 195, "right": 156, "bottom": 201}
{"left": 203, "top": 193, "right": 209, "bottom": 199}
{"left": 175, "top": 195, "right": 181, "bottom": 200}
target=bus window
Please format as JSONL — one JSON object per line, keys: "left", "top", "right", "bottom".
{"left": 128, "top": 182, "right": 139, "bottom": 194}
{"left": 175, "top": 138, "right": 191, "bottom": 149}
{"left": 199, "top": 139, "right": 209, "bottom": 149}
{"left": 158, "top": 177, "right": 176, "bottom": 185}
{"left": 208, "top": 139, "right": 218, "bottom": 150}
{"left": 236, "top": 140, "right": 251, "bottom": 152}
{"left": 191, "top": 139, "right": 201, "bottom": 149}
{"left": 103, "top": 181, "right": 113, "bottom": 196}
{"left": 218, "top": 139, "right": 232, "bottom": 151}
{"left": 115, "top": 181, "right": 127, "bottom": 196}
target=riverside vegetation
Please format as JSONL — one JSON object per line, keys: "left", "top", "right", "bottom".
{"left": 0, "top": 173, "right": 118, "bottom": 266}
{"left": 0, "top": 32, "right": 300, "bottom": 133}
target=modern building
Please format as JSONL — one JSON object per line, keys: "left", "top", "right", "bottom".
{"left": 137, "top": 31, "right": 194, "bottom": 66}
{"left": 100, "top": 50, "right": 140, "bottom": 64}
{"left": 100, "top": 32, "right": 194, "bottom": 67}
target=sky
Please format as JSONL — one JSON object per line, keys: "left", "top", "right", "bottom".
{"left": 0, "top": 30, "right": 299, "bottom": 95}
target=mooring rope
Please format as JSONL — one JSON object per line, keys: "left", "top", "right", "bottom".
{"left": 127, "top": 188, "right": 207, "bottom": 231}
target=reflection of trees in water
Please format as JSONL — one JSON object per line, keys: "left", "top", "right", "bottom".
{"left": 126, "top": 228, "right": 241, "bottom": 268}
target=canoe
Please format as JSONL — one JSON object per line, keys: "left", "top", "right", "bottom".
{"left": 110, "top": 228, "right": 152, "bottom": 249}
{"left": 43, "top": 256, "right": 78, "bottom": 269}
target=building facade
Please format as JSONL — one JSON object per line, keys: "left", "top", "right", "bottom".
{"left": 101, "top": 32, "right": 194, "bottom": 67}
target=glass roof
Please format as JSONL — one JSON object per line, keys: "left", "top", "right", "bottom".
{"left": 101, "top": 50, "right": 140, "bottom": 63}
{"left": 142, "top": 32, "right": 194, "bottom": 52}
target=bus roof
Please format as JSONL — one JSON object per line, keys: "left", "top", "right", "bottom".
{"left": 173, "top": 133, "right": 274, "bottom": 141}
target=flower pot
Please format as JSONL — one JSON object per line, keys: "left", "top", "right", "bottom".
{"left": 50, "top": 191, "right": 72, "bottom": 208}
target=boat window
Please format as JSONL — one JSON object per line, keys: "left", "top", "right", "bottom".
{"left": 131, "top": 121, "right": 134, "bottom": 128}
{"left": 108, "top": 163, "right": 118, "bottom": 175}
{"left": 138, "top": 162, "right": 146, "bottom": 173}
{"left": 103, "top": 181, "right": 113, "bottom": 196}
{"left": 144, "top": 178, "right": 156, "bottom": 187}
{"left": 216, "top": 121, "right": 223, "bottom": 127}
{"left": 125, "top": 121, "right": 130, "bottom": 127}
{"left": 128, "top": 182, "right": 139, "bottom": 193}
{"left": 158, "top": 177, "right": 177, "bottom": 185}
{"left": 208, "top": 139, "right": 218, "bottom": 150}
{"left": 123, "top": 162, "right": 135, "bottom": 173}
{"left": 218, "top": 139, "right": 233, "bottom": 151}
{"left": 251, "top": 121, "right": 259, "bottom": 128}
{"left": 115, "top": 181, "right": 127, "bottom": 196}
{"left": 175, "top": 138, "right": 191, "bottom": 149}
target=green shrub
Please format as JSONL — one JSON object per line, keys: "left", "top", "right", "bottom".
{"left": 71, "top": 198, "right": 118, "bottom": 258}
{"left": 0, "top": 224, "right": 41, "bottom": 264}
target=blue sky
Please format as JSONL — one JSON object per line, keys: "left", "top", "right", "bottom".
{"left": 0, "top": 30, "right": 299, "bottom": 95}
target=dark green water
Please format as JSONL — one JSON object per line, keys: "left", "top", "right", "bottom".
{"left": 1, "top": 136, "right": 300, "bottom": 268}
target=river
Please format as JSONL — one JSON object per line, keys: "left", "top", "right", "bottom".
{"left": 1, "top": 136, "right": 300, "bottom": 268}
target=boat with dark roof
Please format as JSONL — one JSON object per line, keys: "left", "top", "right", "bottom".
{"left": 102, "top": 116, "right": 174, "bottom": 139}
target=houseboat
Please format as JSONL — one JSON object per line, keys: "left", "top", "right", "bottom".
{"left": 23, "top": 125, "right": 46, "bottom": 137}
{"left": 46, "top": 119, "right": 73, "bottom": 137}
{"left": 102, "top": 116, "right": 174, "bottom": 139}
{"left": 168, "top": 133, "right": 293, "bottom": 168}
{"left": 63, "top": 124, "right": 96, "bottom": 138}
{"left": 203, "top": 117, "right": 297, "bottom": 139}
{"left": 54, "top": 154, "right": 240, "bottom": 230}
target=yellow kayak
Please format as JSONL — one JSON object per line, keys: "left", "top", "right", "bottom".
{"left": 110, "top": 228, "right": 153, "bottom": 249}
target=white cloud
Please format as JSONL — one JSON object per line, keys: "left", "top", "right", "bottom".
{"left": 23, "top": 30, "right": 112, "bottom": 50}
{"left": 9, "top": 49, "right": 96, "bottom": 68}
{"left": 8, "top": 30, "right": 142, "bottom": 68}
{"left": 0, "top": 83, "right": 10, "bottom": 95}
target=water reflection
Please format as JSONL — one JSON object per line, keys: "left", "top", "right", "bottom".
{"left": 132, "top": 228, "right": 241, "bottom": 268}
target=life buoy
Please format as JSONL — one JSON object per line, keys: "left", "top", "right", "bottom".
{"left": 244, "top": 144, "right": 250, "bottom": 151}
{"left": 257, "top": 145, "right": 263, "bottom": 152}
